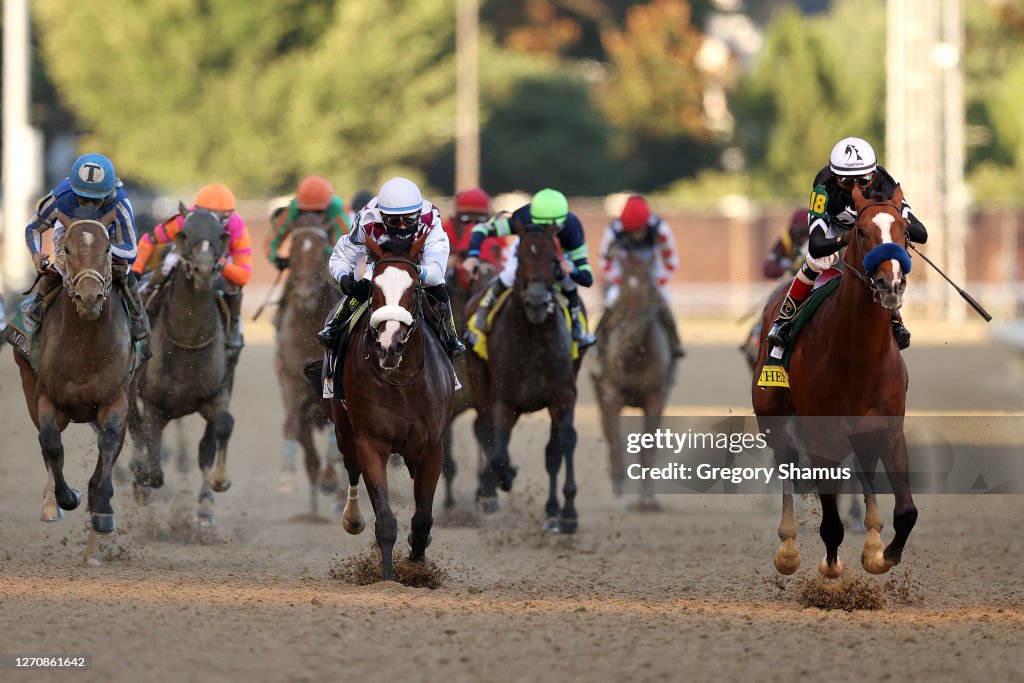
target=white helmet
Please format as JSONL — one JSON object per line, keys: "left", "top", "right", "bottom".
{"left": 377, "top": 177, "right": 423, "bottom": 215}
{"left": 829, "top": 137, "right": 877, "bottom": 176}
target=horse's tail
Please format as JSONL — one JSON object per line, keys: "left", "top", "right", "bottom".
{"left": 303, "top": 359, "right": 323, "bottom": 394}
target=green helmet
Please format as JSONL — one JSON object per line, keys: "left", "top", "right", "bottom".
{"left": 529, "top": 188, "right": 569, "bottom": 225}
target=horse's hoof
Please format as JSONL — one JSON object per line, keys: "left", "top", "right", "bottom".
{"left": 479, "top": 497, "right": 499, "bottom": 514}
{"left": 91, "top": 513, "right": 115, "bottom": 535}
{"left": 558, "top": 517, "right": 578, "bottom": 534}
{"left": 862, "top": 550, "right": 894, "bottom": 575}
{"left": 196, "top": 512, "right": 216, "bottom": 528}
{"left": 84, "top": 555, "right": 102, "bottom": 567}
{"left": 211, "top": 478, "right": 231, "bottom": 493}
{"left": 342, "top": 515, "right": 366, "bottom": 535}
{"left": 59, "top": 489, "right": 82, "bottom": 512}
{"left": 41, "top": 506, "right": 64, "bottom": 522}
{"left": 818, "top": 556, "right": 845, "bottom": 579}
{"left": 774, "top": 540, "right": 801, "bottom": 575}
{"left": 542, "top": 517, "right": 560, "bottom": 533}
{"left": 408, "top": 531, "right": 433, "bottom": 548}
{"left": 499, "top": 465, "right": 518, "bottom": 493}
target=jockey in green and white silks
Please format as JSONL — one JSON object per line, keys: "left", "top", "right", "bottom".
{"left": 765, "top": 137, "right": 929, "bottom": 351}
{"left": 461, "top": 188, "right": 597, "bottom": 348}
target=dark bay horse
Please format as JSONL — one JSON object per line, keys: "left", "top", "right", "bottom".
{"left": 273, "top": 217, "right": 342, "bottom": 514}
{"left": 14, "top": 209, "right": 133, "bottom": 564}
{"left": 465, "top": 222, "right": 586, "bottom": 533}
{"left": 330, "top": 232, "right": 454, "bottom": 581}
{"left": 753, "top": 184, "right": 917, "bottom": 578}
{"left": 591, "top": 245, "right": 675, "bottom": 505}
{"left": 440, "top": 260, "right": 495, "bottom": 508}
{"left": 129, "top": 209, "right": 235, "bottom": 526}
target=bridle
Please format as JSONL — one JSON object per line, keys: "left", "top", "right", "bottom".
{"left": 839, "top": 200, "right": 909, "bottom": 305}
{"left": 63, "top": 220, "right": 112, "bottom": 301}
{"left": 362, "top": 255, "right": 425, "bottom": 386}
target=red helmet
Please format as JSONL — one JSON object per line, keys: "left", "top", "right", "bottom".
{"left": 789, "top": 208, "right": 810, "bottom": 239}
{"left": 297, "top": 176, "right": 333, "bottom": 211}
{"left": 619, "top": 195, "right": 650, "bottom": 232}
{"left": 454, "top": 187, "right": 490, "bottom": 215}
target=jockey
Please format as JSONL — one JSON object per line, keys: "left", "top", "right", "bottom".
{"left": 318, "top": 176, "right": 467, "bottom": 359}
{"left": 25, "top": 153, "right": 150, "bottom": 349}
{"left": 765, "top": 137, "right": 929, "bottom": 350}
{"left": 763, "top": 208, "right": 810, "bottom": 278}
{"left": 443, "top": 187, "right": 507, "bottom": 290}
{"left": 462, "top": 188, "right": 597, "bottom": 348}
{"left": 265, "top": 175, "right": 349, "bottom": 271}
{"left": 132, "top": 183, "right": 253, "bottom": 362}
{"left": 598, "top": 194, "right": 685, "bottom": 358}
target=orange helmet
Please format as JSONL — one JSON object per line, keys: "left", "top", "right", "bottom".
{"left": 297, "top": 175, "right": 333, "bottom": 211}
{"left": 195, "top": 183, "right": 236, "bottom": 212}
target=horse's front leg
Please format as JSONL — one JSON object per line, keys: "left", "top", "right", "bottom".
{"left": 339, "top": 422, "right": 365, "bottom": 535}
{"left": 409, "top": 442, "right": 443, "bottom": 563}
{"left": 478, "top": 400, "right": 518, "bottom": 514}
{"left": 132, "top": 404, "right": 168, "bottom": 499}
{"left": 547, "top": 399, "right": 578, "bottom": 534}
{"left": 639, "top": 391, "right": 667, "bottom": 506}
{"left": 595, "top": 377, "right": 626, "bottom": 495}
{"left": 37, "top": 395, "right": 79, "bottom": 513}
{"left": 83, "top": 395, "right": 129, "bottom": 565}
{"left": 817, "top": 493, "right": 846, "bottom": 578}
{"left": 357, "top": 436, "right": 397, "bottom": 581}
{"left": 773, "top": 440, "right": 801, "bottom": 575}
{"left": 441, "top": 424, "right": 458, "bottom": 509}
{"left": 866, "top": 428, "right": 918, "bottom": 574}
{"left": 296, "top": 410, "right": 322, "bottom": 515}
{"left": 199, "top": 395, "right": 234, "bottom": 493}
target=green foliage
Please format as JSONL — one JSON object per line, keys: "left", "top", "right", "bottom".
{"left": 35, "top": 0, "right": 455, "bottom": 195}
{"left": 732, "top": 1, "right": 886, "bottom": 197}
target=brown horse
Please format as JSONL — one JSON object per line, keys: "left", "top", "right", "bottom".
{"left": 129, "top": 209, "right": 235, "bottom": 526}
{"left": 330, "top": 232, "right": 455, "bottom": 581}
{"left": 465, "top": 222, "right": 586, "bottom": 533}
{"left": 753, "top": 184, "right": 917, "bottom": 578}
{"left": 591, "top": 245, "right": 676, "bottom": 505}
{"left": 273, "top": 217, "right": 342, "bottom": 513}
{"left": 14, "top": 209, "right": 133, "bottom": 564}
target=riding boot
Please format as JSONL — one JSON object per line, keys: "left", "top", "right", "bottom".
{"left": 113, "top": 266, "right": 152, "bottom": 363}
{"left": 466, "top": 279, "right": 508, "bottom": 345}
{"left": 222, "top": 288, "right": 244, "bottom": 366}
{"left": 891, "top": 312, "right": 911, "bottom": 350}
{"left": 564, "top": 289, "right": 597, "bottom": 349}
{"left": 318, "top": 296, "right": 354, "bottom": 350}
{"left": 435, "top": 302, "right": 466, "bottom": 359}
{"left": 766, "top": 269, "right": 816, "bottom": 349}
{"left": 25, "top": 269, "right": 63, "bottom": 328}
{"left": 655, "top": 297, "right": 686, "bottom": 359}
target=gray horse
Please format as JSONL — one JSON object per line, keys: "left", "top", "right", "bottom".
{"left": 591, "top": 246, "right": 677, "bottom": 507}
{"left": 129, "top": 209, "right": 236, "bottom": 526}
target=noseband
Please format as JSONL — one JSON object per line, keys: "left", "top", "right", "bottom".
{"left": 63, "top": 220, "right": 112, "bottom": 300}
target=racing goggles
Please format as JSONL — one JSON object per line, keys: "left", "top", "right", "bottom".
{"left": 835, "top": 172, "right": 876, "bottom": 190}
{"left": 382, "top": 212, "right": 421, "bottom": 230}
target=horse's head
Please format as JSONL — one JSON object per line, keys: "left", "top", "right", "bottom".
{"left": 612, "top": 243, "right": 658, "bottom": 308}
{"left": 59, "top": 209, "right": 115, "bottom": 320}
{"left": 513, "top": 220, "right": 561, "bottom": 324}
{"left": 848, "top": 184, "right": 912, "bottom": 310}
{"left": 366, "top": 232, "right": 425, "bottom": 370}
{"left": 175, "top": 206, "right": 229, "bottom": 291}
{"left": 287, "top": 215, "right": 333, "bottom": 313}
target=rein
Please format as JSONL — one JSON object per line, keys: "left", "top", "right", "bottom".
{"left": 838, "top": 201, "right": 909, "bottom": 306}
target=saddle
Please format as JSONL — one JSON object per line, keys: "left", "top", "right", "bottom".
{"left": 757, "top": 276, "right": 842, "bottom": 389}
{"left": 465, "top": 288, "right": 584, "bottom": 362}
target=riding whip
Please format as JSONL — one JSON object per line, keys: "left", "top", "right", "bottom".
{"left": 251, "top": 268, "right": 285, "bottom": 321}
{"left": 907, "top": 243, "right": 992, "bottom": 322}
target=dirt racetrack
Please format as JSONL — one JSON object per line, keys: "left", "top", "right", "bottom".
{"left": 1, "top": 330, "right": 1022, "bottom": 683}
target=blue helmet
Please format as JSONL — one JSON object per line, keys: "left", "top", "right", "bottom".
{"left": 69, "top": 154, "right": 116, "bottom": 198}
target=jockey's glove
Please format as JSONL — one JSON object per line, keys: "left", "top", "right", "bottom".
{"left": 274, "top": 256, "right": 290, "bottom": 271}
{"left": 339, "top": 273, "right": 372, "bottom": 302}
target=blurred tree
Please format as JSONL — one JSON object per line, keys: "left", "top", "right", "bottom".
{"left": 34, "top": 0, "right": 455, "bottom": 195}
{"left": 731, "top": 1, "right": 885, "bottom": 197}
